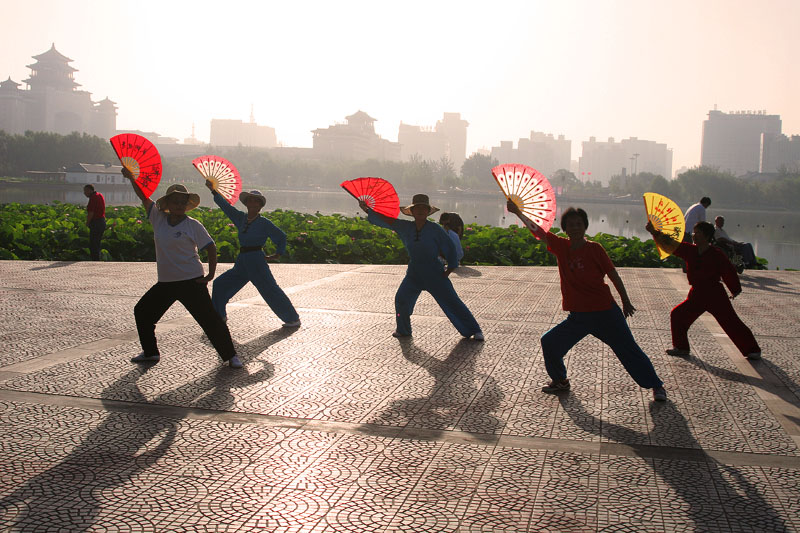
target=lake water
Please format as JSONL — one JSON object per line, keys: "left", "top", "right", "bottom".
{"left": 2, "top": 183, "right": 799, "bottom": 270}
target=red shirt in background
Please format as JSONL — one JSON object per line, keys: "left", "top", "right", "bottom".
{"left": 546, "top": 232, "right": 616, "bottom": 312}
{"left": 87, "top": 191, "right": 106, "bottom": 219}
{"left": 674, "top": 242, "right": 741, "bottom": 295}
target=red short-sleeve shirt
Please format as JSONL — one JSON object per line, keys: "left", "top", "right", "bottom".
{"left": 87, "top": 192, "right": 106, "bottom": 219}
{"left": 546, "top": 232, "right": 616, "bottom": 312}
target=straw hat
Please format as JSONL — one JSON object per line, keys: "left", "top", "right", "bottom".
{"left": 400, "top": 194, "right": 439, "bottom": 216}
{"left": 239, "top": 190, "right": 267, "bottom": 208}
{"left": 156, "top": 184, "right": 200, "bottom": 213}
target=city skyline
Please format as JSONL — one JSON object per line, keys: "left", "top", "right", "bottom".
{"left": 2, "top": 0, "right": 798, "bottom": 173}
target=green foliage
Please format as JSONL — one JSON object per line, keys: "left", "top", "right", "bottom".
{"left": 3, "top": 203, "right": 751, "bottom": 269}
{"left": 0, "top": 131, "right": 116, "bottom": 176}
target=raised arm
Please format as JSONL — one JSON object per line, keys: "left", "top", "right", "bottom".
{"left": 359, "top": 200, "right": 396, "bottom": 226}
{"left": 645, "top": 221, "right": 678, "bottom": 249}
{"left": 506, "top": 200, "right": 547, "bottom": 240}
{"left": 122, "top": 167, "right": 153, "bottom": 211}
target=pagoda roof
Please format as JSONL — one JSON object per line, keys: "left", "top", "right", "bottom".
{"left": 32, "top": 43, "right": 74, "bottom": 63}
{"left": 95, "top": 97, "right": 117, "bottom": 106}
{"left": 346, "top": 110, "right": 376, "bottom": 123}
{"left": 0, "top": 77, "right": 21, "bottom": 90}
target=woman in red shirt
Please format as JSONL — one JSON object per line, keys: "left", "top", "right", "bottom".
{"left": 647, "top": 220, "right": 761, "bottom": 360}
{"left": 508, "top": 201, "right": 666, "bottom": 401}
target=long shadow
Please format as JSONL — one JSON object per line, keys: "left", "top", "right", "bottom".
{"left": 368, "top": 338, "right": 502, "bottom": 443}
{"left": 29, "top": 261, "right": 77, "bottom": 271}
{"left": 739, "top": 275, "right": 798, "bottom": 295}
{"left": 0, "top": 327, "right": 292, "bottom": 530}
{"left": 678, "top": 353, "right": 800, "bottom": 403}
{"left": 558, "top": 395, "right": 790, "bottom": 531}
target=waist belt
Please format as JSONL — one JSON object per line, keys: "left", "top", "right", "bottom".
{"left": 239, "top": 246, "right": 263, "bottom": 254}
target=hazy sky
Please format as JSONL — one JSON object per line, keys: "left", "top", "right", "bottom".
{"left": 2, "top": 0, "right": 798, "bottom": 173}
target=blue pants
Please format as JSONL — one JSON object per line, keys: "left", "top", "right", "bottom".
{"left": 395, "top": 269, "right": 481, "bottom": 337}
{"left": 541, "top": 305, "right": 662, "bottom": 388}
{"left": 212, "top": 252, "right": 299, "bottom": 323}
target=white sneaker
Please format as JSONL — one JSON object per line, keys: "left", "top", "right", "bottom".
{"left": 282, "top": 320, "right": 301, "bottom": 328}
{"left": 131, "top": 352, "right": 160, "bottom": 363}
{"left": 228, "top": 355, "right": 243, "bottom": 369}
{"left": 473, "top": 332, "right": 485, "bottom": 341}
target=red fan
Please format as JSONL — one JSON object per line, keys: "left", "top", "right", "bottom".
{"left": 109, "top": 133, "right": 163, "bottom": 198}
{"left": 341, "top": 177, "right": 400, "bottom": 219}
{"left": 192, "top": 155, "right": 242, "bottom": 205}
{"left": 492, "top": 163, "right": 557, "bottom": 238}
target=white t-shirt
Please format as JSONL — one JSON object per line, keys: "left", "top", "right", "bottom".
{"left": 714, "top": 226, "right": 731, "bottom": 242}
{"left": 148, "top": 204, "right": 213, "bottom": 282}
{"left": 684, "top": 202, "right": 706, "bottom": 232}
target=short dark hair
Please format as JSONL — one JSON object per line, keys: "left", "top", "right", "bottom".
{"left": 84, "top": 184, "right": 95, "bottom": 191}
{"left": 438, "top": 212, "right": 451, "bottom": 225}
{"left": 561, "top": 207, "right": 589, "bottom": 230}
{"left": 694, "top": 221, "right": 715, "bottom": 242}
{"left": 700, "top": 196, "right": 711, "bottom": 206}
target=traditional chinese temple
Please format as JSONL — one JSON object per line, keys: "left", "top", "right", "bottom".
{"left": 0, "top": 44, "right": 117, "bottom": 138}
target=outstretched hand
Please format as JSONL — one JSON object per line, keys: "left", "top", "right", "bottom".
{"left": 358, "top": 200, "right": 369, "bottom": 213}
{"left": 121, "top": 166, "right": 135, "bottom": 181}
{"left": 645, "top": 221, "right": 656, "bottom": 234}
{"left": 205, "top": 179, "right": 215, "bottom": 192}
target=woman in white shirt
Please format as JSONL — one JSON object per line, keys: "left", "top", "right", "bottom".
{"left": 123, "top": 167, "right": 242, "bottom": 368}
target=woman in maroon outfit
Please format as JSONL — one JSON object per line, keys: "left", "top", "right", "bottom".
{"left": 646, "top": 220, "right": 761, "bottom": 360}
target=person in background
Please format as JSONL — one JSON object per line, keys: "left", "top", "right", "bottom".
{"left": 647, "top": 220, "right": 762, "bottom": 361}
{"left": 205, "top": 181, "right": 301, "bottom": 329}
{"left": 83, "top": 184, "right": 106, "bottom": 261}
{"left": 714, "top": 215, "right": 757, "bottom": 268}
{"left": 358, "top": 194, "right": 484, "bottom": 340}
{"left": 122, "top": 167, "right": 242, "bottom": 368}
{"left": 508, "top": 200, "right": 667, "bottom": 402}
{"left": 438, "top": 212, "right": 464, "bottom": 267}
{"left": 683, "top": 197, "right": 711, "bottom": 243}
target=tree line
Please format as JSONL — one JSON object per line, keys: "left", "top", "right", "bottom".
{"left": 2, "top": 130, "right": 797, "bottom": 209}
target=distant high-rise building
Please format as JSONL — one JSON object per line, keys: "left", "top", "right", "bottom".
{"left": 210, "top": 118, "right": 277, "bottom": 148}
{"left": 760, "top": 133, "right": 800, "bottom": 173}
{"left": 578, "top": 136, "right": 672, "bottom": 185}
{"left": 0, "top": 44, "right": 117, "bottom": 138}
{"left": 490, "top": 131, "right": 572, "bottom": 178}
{"left": 313, "top": 110, "right": 400, "bottom": 161}
{"left": 701, "top": 109, "right": 781, "bottom": 176}
{"left": 398, "top": 112, "right": 469, "bottom": 169}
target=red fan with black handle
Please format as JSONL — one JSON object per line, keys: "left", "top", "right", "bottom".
{"left": 192, "top": 155, "right": 242, "bottom": 205}
{"left": 110, "top": 133, "right": 163, "bottom": 198}
{"left": 341, "top": 177, "right": 400, "bottom": 219}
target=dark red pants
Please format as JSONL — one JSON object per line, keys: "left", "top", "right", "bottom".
{"left": 671, "top": 283, "right": 760, "bottom": 356}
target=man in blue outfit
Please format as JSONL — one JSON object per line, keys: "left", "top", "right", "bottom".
{"left": 359, "top": 193, "right": 483, "bottom": 340}
{"left": 206, "top": 182, "right": 301, "bottom": 329}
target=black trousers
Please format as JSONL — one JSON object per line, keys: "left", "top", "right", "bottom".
{"left": 134, "top": 278, "right": 236, "bottom": 361}
{"left": 88, "top": 218, "right": 106, "bottom": 261}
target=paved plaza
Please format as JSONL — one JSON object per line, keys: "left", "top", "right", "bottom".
{"left": 0, "top": 260, "right": 799, "bottom": 532}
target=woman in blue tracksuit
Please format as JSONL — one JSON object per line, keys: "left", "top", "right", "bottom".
{"left": 206, "top": 182, "right": 301, "bottom": 328}
{"left": 358, "top": 194, "right": 483, "bottom": 340}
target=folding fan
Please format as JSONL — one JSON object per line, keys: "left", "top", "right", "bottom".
{"left": 492, "top": 163, "right": 557, "bottom": 238}
{"left": 340, "top": 177, "right": 400, "bottom": 219}
{"left": 109, "top": 133, "right": 162, "bottom": 198}
{"left": 192, "top": 155, "right": 242, "bottom": 205}
{"left": 643, "top": 192, "right": 685, "bottom": 259}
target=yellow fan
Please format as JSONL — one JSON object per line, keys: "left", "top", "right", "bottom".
{"left": 643, "top": 192, "right": 685, "bottom": 259}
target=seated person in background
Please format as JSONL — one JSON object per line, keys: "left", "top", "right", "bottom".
{"left": 714, "top": 216, "right": 756, "bottom": 268}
